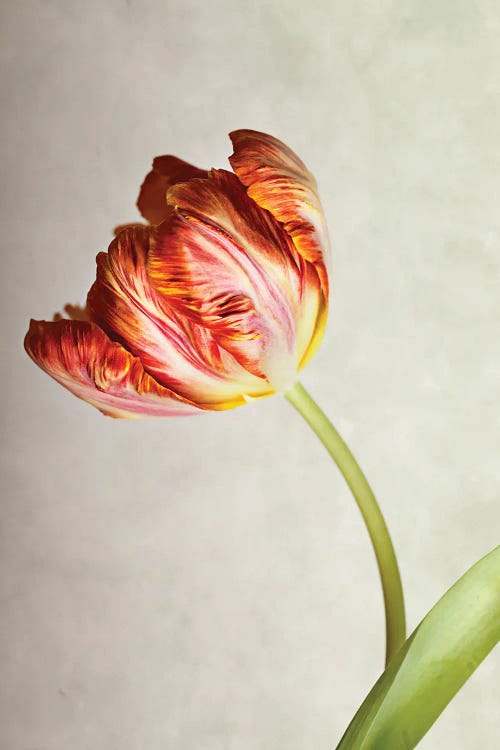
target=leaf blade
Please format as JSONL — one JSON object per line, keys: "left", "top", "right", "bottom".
{"left": 337, "top": 545, "right": 500, "bottom": 750}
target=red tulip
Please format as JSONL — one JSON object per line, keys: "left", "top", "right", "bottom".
{"left": 25, "top": 130, "right": 330, "bottom": 417}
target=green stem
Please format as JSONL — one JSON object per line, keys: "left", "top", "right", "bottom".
{"left": 285, "top": 381, "right": 406, "bottom": 666}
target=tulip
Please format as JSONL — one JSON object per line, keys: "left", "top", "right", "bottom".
{"left": 25, "top": 130, "right": 330, "bottom": 418}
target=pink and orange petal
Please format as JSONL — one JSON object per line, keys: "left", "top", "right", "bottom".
{"left": 24, "top": 319, "right": 206, "bottom": 418}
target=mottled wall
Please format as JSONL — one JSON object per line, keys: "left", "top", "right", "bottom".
{"left": 1, "top": 2, "right": 498, "bottom": 748}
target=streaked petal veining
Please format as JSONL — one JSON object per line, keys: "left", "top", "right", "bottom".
{"left": 24, "top": 319, "right": 204, "bottom": 418}
{"left": 87, "top": 225, "right": 271, "bottom": 405}
{"left": 229, "top": 129, "right": 330, "bottom": 296}
{"left": 149, "top": 170, "right": 305, "bottom": 389}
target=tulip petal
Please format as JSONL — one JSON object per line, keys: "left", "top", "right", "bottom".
{"left": 24, "top": 319, "right": 204, "bottom": 418}
{"left": 87, "top": 225, "right": 271, "bottom": 405}
{"left": 229, "top": 129, "right": 330, "bottom": 296}
{"left": 137, "top": 155, "right": 207, "bottom": 226}
{"left": 296, "top": 263, "right": 328, "bottom": 370}
{"left": 149, "top": 170, "right": 305, "bottom": 389}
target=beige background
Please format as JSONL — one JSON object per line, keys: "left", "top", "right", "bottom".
{"left": 1, "top": 1, "right": 499, "bottom": 748}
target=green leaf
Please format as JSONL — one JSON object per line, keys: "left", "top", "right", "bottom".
{"left": 336, "top": 545, "right": 500, "bottom": 750}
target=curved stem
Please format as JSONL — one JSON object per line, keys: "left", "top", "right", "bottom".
{"left": 285, "top": 381, "right": 406, "bottom": 666}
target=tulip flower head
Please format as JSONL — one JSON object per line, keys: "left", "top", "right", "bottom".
{"left": 25, "top": 130, "right": 330, "bottom": 417}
